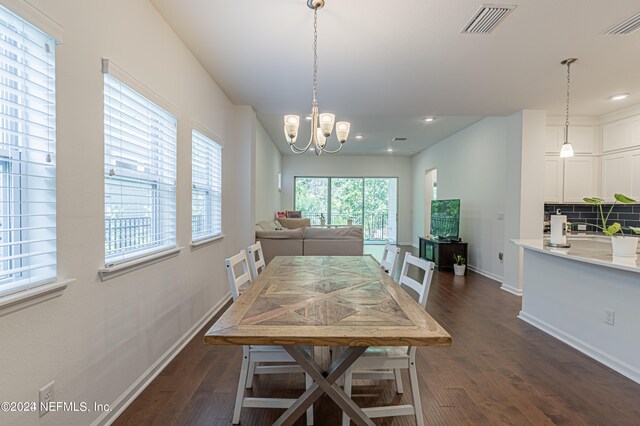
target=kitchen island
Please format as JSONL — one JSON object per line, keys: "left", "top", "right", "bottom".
{"left": 513, "top": 237, "right": 640, "bottom": 384}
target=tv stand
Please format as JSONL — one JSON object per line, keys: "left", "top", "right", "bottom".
{"left": 419, "top": 237, "right": 468, "bottom": 273}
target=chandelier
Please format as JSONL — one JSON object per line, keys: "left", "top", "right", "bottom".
{"left": 284, "top": 0, "right": 351, "bottom": 155}
{"left": 559, "top": 58, "right": 577, "bottom": 158}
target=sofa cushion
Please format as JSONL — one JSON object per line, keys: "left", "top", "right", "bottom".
{"left": 278, "top": 217, "right": 311, "bottom": 230}
{"left": 303, "top": 226, "right": 363, "bottom": 240}
{"left": 255, "top": 228, "right": 304, "bottom": 240}
{"left": 255, "top": 220, "right": 283, "bottom": 231}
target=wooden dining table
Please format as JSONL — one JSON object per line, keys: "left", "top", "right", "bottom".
{"left": 205, "top": 255, "right": 451, "bottom": 426}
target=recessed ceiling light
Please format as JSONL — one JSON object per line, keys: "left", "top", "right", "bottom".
{"left": 387, "top": 148, "right": 393, "bottom": 152}
{"left": 424, "top": 117, "right": 435, "bottom": 122}
{"left": 305, "top": 115, "right": 312, "bottom": 120}
{"left": 354, "top": 135, "right": 363, "bottom": 139}
{"left": 610, "top": 93, "right": 629, "bottom": 101}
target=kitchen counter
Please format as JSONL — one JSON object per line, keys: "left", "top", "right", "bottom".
{"left": 514, "top": 237, "right": 640, "bottom": 274}
{"left": 513, "top": 237, "right": 640, "bottom": 385}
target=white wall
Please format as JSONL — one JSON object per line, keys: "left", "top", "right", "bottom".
{"left": 411, "top": 118, "right": 508, "bottom": 281}
{"left": 0, "top": 0, "right": 253, "bottom": 424}
{"left": 281, "top": 155, "right": 413, "bottom": 244}
{"left": 255, "top": 120, "right": 282, "bottom": 223}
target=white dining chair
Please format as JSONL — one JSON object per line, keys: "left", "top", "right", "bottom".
{"left": 380, "top": 243, "right": 401, "bottom": 276}
{"left": 342, "top": 252, "right": 435, "bottom": 426}
{"left": 247, "top": 241, "right": 266, "bottom": 280}
{"left": 225, "top": 250, "right": 313, "bottom": 425}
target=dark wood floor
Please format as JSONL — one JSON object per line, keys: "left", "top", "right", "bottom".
{"left": 115, "top": 247, "right": 640, "bottom": 425}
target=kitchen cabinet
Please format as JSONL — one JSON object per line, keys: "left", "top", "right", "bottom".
{"left": 602, "top": 153, "right": 630, "bottom": 201}
{"left": 545, "top": 125, "right": 596, "bottom": 154}
{"left": 602, "top": 116, "right": 640, "bottom": 152}
{"left": 632, "top": 150, "right": 640, "bottom": 200}
{"left": 563, "top": 157, "right": 597, "bottom": 202}
{"left": 544, "top": 157, "right": 564, "bottom": 202}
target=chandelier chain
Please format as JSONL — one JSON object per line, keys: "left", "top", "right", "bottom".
{"left": 565, "top": 61, "right": 571, "bottom": 128}
{"left": 313, "top": 8, "right": 318, "bottom": 106}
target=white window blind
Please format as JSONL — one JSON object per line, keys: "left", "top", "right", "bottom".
{"left": 0, "top": 5, "right": 57, "bottom": 297}
{"left": 192, "top": 129, "right": 222, "bottom": 241}
{"left": 103, "top": 72, "right": 177, "bottom": 265}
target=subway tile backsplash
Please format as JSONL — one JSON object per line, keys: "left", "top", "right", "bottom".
{"left": 545, "top": 203, "right": 640, "bottom": 231}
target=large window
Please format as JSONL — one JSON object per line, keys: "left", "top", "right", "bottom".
{"left": 191, "top": 129, "right": 222, "bottom": 241}
{"left": 103, "top": 71, "right": 177, "bottom": 265}
{"left": 0, "top": 6, "right": 57, "bottom": 296}
{"left": 294, "top": 177, "right": 398, "bottom": 243}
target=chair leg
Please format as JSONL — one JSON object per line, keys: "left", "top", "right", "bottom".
{"left": 233, "top": 352, "right": 250, "bottom": 424}
{"left": 246, "top": 361, "right": 256, "bottom": 388}
{"left": 409, "top": 361, "right": 424, "bottom": 426}
{"left": 305, "top": 373, "right": 314, "bottom": 425}
{"left": 394, "top": 368, "right": 404, "bottom": 394}
{"left": 342, "top": 367, "right": 353, "bottom": 426}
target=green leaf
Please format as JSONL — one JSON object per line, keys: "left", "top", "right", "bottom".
{"left": 630, "top": 226, "right": 640, "bottom": 235}
{"left": 614, "top": 193, "right": 636, "bottom": 204}
{"left": 583, "top": 197, "right": 603, "bottom": 205}
{"left": 604, "top": 222, "right": 622, "bottom": 236}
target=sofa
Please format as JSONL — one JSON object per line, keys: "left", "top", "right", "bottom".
{"left": 255, "top": 219, "right": 364, "bottom": 264}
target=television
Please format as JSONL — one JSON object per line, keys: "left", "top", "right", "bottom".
{"left": 430, "top": 199, "right": 460, "bottom": 240}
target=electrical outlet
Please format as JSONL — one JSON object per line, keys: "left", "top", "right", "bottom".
{"left": 39, "top": 381, "right": 54, "bottom": 417}
{"left": 497, "top": 212, "right": 504, "bottom": 220}
{"left": 577, "top": 224, "right": 587, "bottom": 231}
{"left": 605, "top": 310, "right": 615, "bottom": 326}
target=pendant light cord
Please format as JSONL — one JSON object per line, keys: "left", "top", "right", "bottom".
{"left": 565, "top": 61, "right": 571, "bottom": 129}
{"left": 312, "top": 8, "right": 318, "bottom": 107}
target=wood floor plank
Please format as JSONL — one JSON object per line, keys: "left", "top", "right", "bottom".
{"left": 115, "top": 246, "right": 640, "bottom": 425}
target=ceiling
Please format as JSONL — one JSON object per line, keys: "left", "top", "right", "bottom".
{"left": 149, "top": 0, "right": 640, "bottom": 156}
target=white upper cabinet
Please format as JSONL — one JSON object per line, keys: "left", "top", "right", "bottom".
{"left": 544, "top": 156, "right": 564, "bottom": 203}
{"left": 563, "top": 157, "right": 597, "bottom": 202}
{"left": 602, "top": 116, "right": 640, "bottom": 152}
{"left": 545, "top": 125, "right": 596, "bottom": 154}
{"left": 630, "top": 150, "right": 640, "bottom": 200}
{"left": 602, "top": 153, "right": 630, "bottom": 202}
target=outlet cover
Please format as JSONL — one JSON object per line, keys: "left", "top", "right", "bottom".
{"left": 605, "top": 310, "right": 615, "bottom": 326}
{"left": 497, "top": 212, "right": 504, "bottom": 220}
{"left": 39, "top": 381, "right": 54, "bottom": 417}
{"left": 577, "top": 224, "right": 587, "bottom": 231}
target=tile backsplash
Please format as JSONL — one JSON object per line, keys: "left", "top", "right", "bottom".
{"left": 545, "top": 203, "right": 640, "bottom": 231}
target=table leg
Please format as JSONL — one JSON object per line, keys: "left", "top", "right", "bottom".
{"left": 273, "top": 346, "right": 374, "bottom": 426}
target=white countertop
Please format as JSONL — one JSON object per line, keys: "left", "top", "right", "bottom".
{"left": 513, "top": 237, "right": 640, "bottom": 274}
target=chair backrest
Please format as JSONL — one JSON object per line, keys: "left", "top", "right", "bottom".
{"left": 398, "top": 252, "right": 435, "bottom": 308}
{"left": 247, "top": 241, "right": 266, "bottom": 280}
{"left": 380, "top": 244, "right": 401, "bottom": 276}
{"left": 225, "top": 250, "right": 252, "bottom": 302}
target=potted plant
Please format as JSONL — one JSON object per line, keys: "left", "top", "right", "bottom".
{"left": 453, "top": 254, "right": 466, "bottom": 276}
{"left": 583, "top": 193, "right": 640, "bottom": 257}
{"left": 320, "top": 213, "right": 326, "bottom": 226}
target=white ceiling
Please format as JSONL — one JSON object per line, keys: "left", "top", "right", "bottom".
{"left": 150, "top": 0, "right": 640, "bottom": 156}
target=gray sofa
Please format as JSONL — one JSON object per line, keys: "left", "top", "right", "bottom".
{"left": 255, "top": 219, "right": 364, "bottom": 264}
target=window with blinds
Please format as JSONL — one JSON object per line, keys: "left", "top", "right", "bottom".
{"left": 192, "top": 129, "right": 222, "bottom": 241}
{"left": 0, "top": 6, "right": 57, "bottom": 297}
{"left": 103, "top": 72, "right": 177, "bottom": 265}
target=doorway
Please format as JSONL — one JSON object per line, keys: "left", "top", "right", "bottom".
{"left": 424, "top": 169, "right": 438, "bottom": 236}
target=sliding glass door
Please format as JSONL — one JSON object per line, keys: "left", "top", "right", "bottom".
{"left": 294, "top": 177, "right": 397, "bottom": 243}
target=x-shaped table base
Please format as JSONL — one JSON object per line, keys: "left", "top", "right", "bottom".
{"left": 273, "top": 346, "right": 374, "bottom": 426}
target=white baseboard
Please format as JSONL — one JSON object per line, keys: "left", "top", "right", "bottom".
{"left": 95, "top": 292, "right": 232, "bottom": 426}
{"left": 518, "top": 311, "right": 640, "bottom": 385}
{"left": 467, "top": 265, "right": 503, "bottom": 284}
{"left": 500, "top": 282, "right": 523, "bottom": 296}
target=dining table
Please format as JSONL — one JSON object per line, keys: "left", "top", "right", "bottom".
{"left": 205, "top": 255, "right": 451, "bottom": 426}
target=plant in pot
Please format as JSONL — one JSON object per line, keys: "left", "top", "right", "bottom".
{"left": 583, "top": 193, "right": 640, "bottom": 258}
{"left": 453, "top": 254, "right": 466, "bottom": 276}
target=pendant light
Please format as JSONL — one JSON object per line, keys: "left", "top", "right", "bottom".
{"left": 559, "top": 58, "right": 577, "bottom": 158}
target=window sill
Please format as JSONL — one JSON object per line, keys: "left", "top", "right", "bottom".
{"left": 99, "top": 247, "right": 182, "bottom": 281}
{"left": 190, "top": 234, "right": 225, "bottom": 250}
{"left": 0, "top": 279, "right": 74, "bottom": 317}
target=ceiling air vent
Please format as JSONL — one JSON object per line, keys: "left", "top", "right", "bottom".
{"left": 604, "top": 10, "right": 640, "bottom": 35}
{"left": 462, "top": 4, "right": 516, "bottom": 34}
{"left": 392, "top": 137, "right": 408, "bottom": 142}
